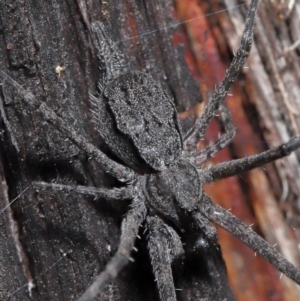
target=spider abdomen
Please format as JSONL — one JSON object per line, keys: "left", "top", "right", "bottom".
{"left": 93, "top": 71, "right": 183, "bottom": 172}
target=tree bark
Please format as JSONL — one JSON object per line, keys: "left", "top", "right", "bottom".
{"left": 1, "top": 1, "right": 300, "bottom": 301}
{"left": 0, "top": 1, "right": 235, "bottom": 301}
{"left": 175, "top": 0, "right": 300, "bottom": 300}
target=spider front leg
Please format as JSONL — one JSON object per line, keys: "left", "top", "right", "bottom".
{"left": 147, "top": 216, "right": 184, "bottom": 301}
{"left": 200, "top": 193, "right": 300, "bottom": 284}
{"left": 184, "top": 0, "right": 258, "bottom": 144}
{"left": 0, "top": 71, "right": 136, "bottom": 183}
{"left": 77, "top": 195, "right": 146, "bottom": 301}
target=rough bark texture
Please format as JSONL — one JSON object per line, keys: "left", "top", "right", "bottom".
{"left": 0, "top": 1, "right": 234, "bottom": 301}
{"left": 1, "top": 1, "right": 300, "bottom": 301}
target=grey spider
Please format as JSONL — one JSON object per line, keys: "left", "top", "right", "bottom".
{"left": 1, "top": 0, "right": 300, "bottom": 300}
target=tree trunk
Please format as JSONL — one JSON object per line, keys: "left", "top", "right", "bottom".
{"left": 0, "top": 1, "right": 299, "bottom": 301}
{"left": 0, "top": 1, "right": 233, "bottom": 301}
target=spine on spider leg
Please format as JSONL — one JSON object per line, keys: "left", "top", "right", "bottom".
{"left": 91, "top": 22, "right": 129, "bottom": 82}
{"left": 183, "top": 0, "right": 259, "bottom": 144}
{"left": 200, "top": 194, "right": 300, "bottom": 285}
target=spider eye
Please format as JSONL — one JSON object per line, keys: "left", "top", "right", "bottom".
{"left": 193, "top": 236, "right": 210, "bottom": 253}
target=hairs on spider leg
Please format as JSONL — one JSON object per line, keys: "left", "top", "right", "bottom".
{"left": 77, "top": 197, "right": 146, "bottom": 301}
{"left": 32, "top": 181, "right": 133, "bottom": 200}
{"left": 183, "top": 0, "right": 257, "bottom": 144}
{"left": 200, "top": 194, "right": 300, "bottom": 284}
{"left": 200, "top": 136, "right": 300, "bottom": 183}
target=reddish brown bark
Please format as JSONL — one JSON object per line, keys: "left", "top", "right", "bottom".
{"left": 176, "top": 1, "right": 300, "bottom": 300}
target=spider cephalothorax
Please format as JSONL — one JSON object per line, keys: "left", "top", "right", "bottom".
{"left": 1, "top": 0, "right": 300, "bottom": 300}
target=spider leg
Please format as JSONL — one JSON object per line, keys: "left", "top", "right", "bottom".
{"left": 0, "top": 71, "right": 136, "bottom": 183}
{"left": 189, "top": 105, "right": 236, "bottom": 164}
{"left": 147, "top": 215, "right": 184, "bottom": 301}
{"left": 33, "top": 181, "right": 134, "bottom": 200}
{"left": 77, "top": 196, "right": 146, "bottom": 301}
{"left": 200, "top": 136, "right": 300, "bottom": 183}
{"left": 183, "top": 0, "right": 258, "bottom": 144}
{"left": 200, "top": 193, "right": 300, "bottom": 284}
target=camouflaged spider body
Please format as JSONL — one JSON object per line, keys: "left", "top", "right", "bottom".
{"left": 1, "top": 0, "right": 300, "bottom": 300}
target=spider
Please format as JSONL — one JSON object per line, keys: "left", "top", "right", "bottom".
{"left": 1, "top": 0, "right": 300, "bottom": 300}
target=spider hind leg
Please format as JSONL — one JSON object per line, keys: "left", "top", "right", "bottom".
{"left": 147, "top": 215, "right": 184, "bottom": 301}
{"left": 77, "top": 196, "right": 146, "bottom": 301}
{"left": 200, "top": 193, "right": 300, "bottom": 285}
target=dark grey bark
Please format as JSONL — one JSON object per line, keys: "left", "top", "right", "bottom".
{"left": 0, "top": 1, "right": 234, "bottom": 301}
